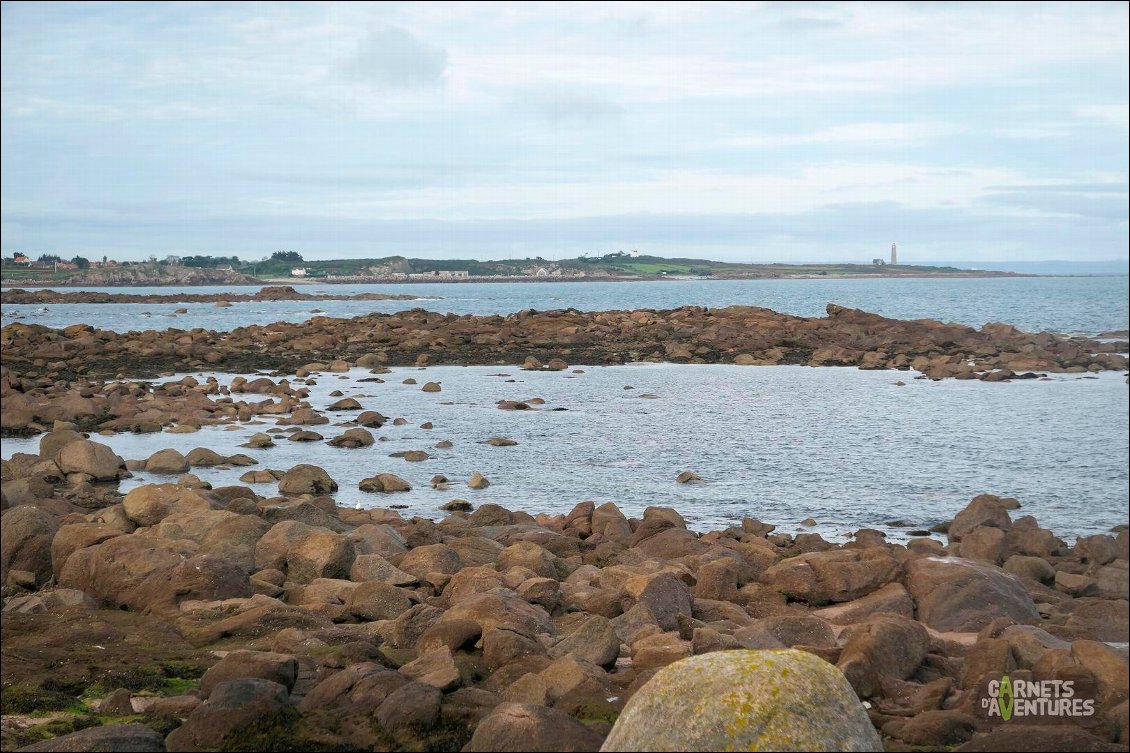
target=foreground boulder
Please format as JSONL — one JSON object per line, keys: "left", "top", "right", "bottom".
{"left": 199, "top": 650, "right": 298, "bottom": 697}
{"left": 55, "top": 439, "right": 125, "bottom": 481}
{"left": 602, "top": 649, "right": 881, "bottom": 751}
{"left": 59, "top": 536, "right": 250, "bottom": 615}
{"left": 906, "top": 556, "right": 1040, "bottom": 632}
{"left": 16, "top": 723, "right": 165, "bottom": 751}
{"left": 465, "top": 702, "right": 604, "bottom": 752}
{"left": 762, "top": 549, "right": 899, "bottom": 605}
{"left": 164, "top": 678, "right": 294, "bottom": 751}
{"left": 1, "top": 505, "right": 59, "bottom": 587}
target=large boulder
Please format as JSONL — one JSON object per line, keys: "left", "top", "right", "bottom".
{"left": 397, "top": 544, "right": 463, "bottom": 580}
{"left": 948, "top": 494, "right": 1014, "bottom": 542}
{"left": 16, "top": 723, "right": 165, "bottom": 751}
{"left": 37, "top": 429, "right": 86, "bottom": 463}
{"left": 122, "top": 484, "right": 212, "bottom": 527}
{"left": 348, "top": 581, "right": 414, "bottom": 621}
{"left": 145, "top": 448, "right": 190, "bottom": 474}
{"left": 906, "top": 557, "right": 1040, "bottom": 633}
{"left": 549, "top": 615, "right": 621, "bottom": 668}
{"left": 327, "top": 428, "right": 375, "bottom": 448}
{"left": 1, "top": 505, "right": 59, "bottom": 586}
{"left": 620, "top": 572, "right": 694, "bottom": 630}
{"left": 185, "top": 447, "right": 227, "bottom": 467}
{"left": 358, "top": 473, "right": 411, "bottom": 493}
{"left": 58, "top": 535, "right": 194, "bottom": 607}
{"left": 55, "top": 439, "right": 124, "bottom": 481}
{"left": 498, "top": 542, "right": 557, "bottom": 579}
{"left": 762, "top": 549, "right": 899, "bottom": 605}
{"left": 374, "top": 680, "right": 442, "bottom": 733}
{"left": 285, "top": 530, "right": 355, "bottom": 584}
{"left": 164, "top": 678, "right": 293, "bottom": 752}
{"left": 836, "top": 615, "right": 930, "bottom": 698}
{"left": 601, "top": 649, "right": 882, "bottom": 751}
{"left": 440, "top": 591, "right": 555, "bottom": 638}
{"left": 277, "top": 464, "right": 338, "bottom": 495}
{"left": 199, "top": 514, "right": 272, "bottom": 573}
{"left": 59, "top": 536, "right": 249, "bottom": 615}
{"left": 592, "top": 502, "right": 633, "bottom": 540}
{"left": 50, "top": 522, "right": 122, "bottom": 580}
{"left": 350, "top": 553, "right": 418, "bottom": 586}
{"left": 813, "top": 582, "right": 915, "bottom": 625}
{"left": 465, "top": 702, "right": 604, "bottom": 752}
{"left": 199, "top": 651, "right": 298, "bottom": 698}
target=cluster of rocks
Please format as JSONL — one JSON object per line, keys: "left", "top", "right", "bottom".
{"left": 3, "top": 303, "right": 1125, "bottom": 382}
{"left": 2, "top": 421, "right": 1127, "bottom": 752}
{"left": 0, "top": 286, "right": 418, "bottom": 305}
{"left": 0, "top": 371, "right": 323, "bottom": 437}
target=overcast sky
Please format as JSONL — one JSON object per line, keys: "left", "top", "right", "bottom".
{"left": 2, "top": 1, "right": 1127, "bottom": 263}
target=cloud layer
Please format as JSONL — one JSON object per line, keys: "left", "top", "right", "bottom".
{"left": 2, "top": 2, "right": 1127, "bottom": 262}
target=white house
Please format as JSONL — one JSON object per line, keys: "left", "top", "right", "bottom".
{"left": 291, "top": 267, "right": 308, "bottom": 277}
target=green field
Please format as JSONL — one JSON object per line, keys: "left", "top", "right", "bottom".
{"left": 0, "top": 267, "right": 74, "bottom": 282}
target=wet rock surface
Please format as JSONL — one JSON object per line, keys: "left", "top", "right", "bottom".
{"left": 1, "top": 465, "right": 1126, "bottom": 752}
{"left": 3, "top": 303, "right": 1124, "bottom": 382}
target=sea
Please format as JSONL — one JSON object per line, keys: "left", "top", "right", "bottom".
{"left": 2, "top": 275, "right": 1127, "bottom": 542}
{"left": 3, "top": 275, "right": 1128, "bottom": 336}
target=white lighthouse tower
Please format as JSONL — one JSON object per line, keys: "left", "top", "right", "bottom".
{"left": 890, "top": 243, "right": 898, "bottom": 266}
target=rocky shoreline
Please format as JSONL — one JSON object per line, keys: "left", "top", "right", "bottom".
{"left": 2, "top": 429, "right": 1127, "bottom": 750}
{"left": 1, "top": 303, "right": 1126, "bottom": 385}
{"left": 1, "top": 364, "right": 1128, "bottom": 751}
{"left": 0, "top": 286, "right": 420, "bottom": 306}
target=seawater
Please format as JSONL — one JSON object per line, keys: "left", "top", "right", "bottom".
{"left": 4, "top": 364, "right": 1126, "bottom": 542}
{"left": 3, "top": 276, "right": 1128, "bottom": 336}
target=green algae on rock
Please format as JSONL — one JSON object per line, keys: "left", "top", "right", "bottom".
{"left": 600, "top": 649, "right": 882, "bottom": 752}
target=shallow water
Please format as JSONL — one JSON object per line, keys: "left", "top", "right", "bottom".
{"left": 5, "top": 364, "right": 1126, "bottom": 543}
{"left": 4, "top": 276, "right": 1128, "bottom": 336}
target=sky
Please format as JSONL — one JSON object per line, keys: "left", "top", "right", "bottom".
{"left": 1, "top": 1, "right": 1128, "bottom": 264}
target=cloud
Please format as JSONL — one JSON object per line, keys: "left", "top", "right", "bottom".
{"left": 511, "top": 87, "right": 624, "bottom": 125}
{"left": 983, "top": 188, "right": 1130, "bottom": 220}
{"left": 985, "top": 182, "right": 1129, "bottom": 195}
{"left": 4, "top": 201, "right": 1125, "bottom": 263}
{"left": 725, "top": 123, "right": 962, "bottom": 149}
{"left": 1076, "top": 104, "right": 1130, "bottom": 129}
{"left": 338, "top": 26, "right": 448, "bottom": 89}
{"left": 1, "top": 96, "right": 122, "bottom": 121}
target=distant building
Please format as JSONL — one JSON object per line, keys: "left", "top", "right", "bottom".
{"left": 872, "top": 258, "right": 886, "bottom": 266}
{"left": 405, "top": 270, "right": 470, "bottom": 279}
{"left": 890, "top": 243, "right": 898, "bottom": 265}
{"left": 291, "top": 267, "right": 308, "bottom": 277}
{"left": 12, "top": 253, "right": 30, "bottom": 265}
{"left": 535, "top": 268, "right": 549, "bottom": 277}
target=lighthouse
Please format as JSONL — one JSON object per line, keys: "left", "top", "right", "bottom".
{"left": 890, "top": 243, "right": 898, "bottom": 266}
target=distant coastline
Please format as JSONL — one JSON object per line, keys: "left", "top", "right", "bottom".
{"left": 1, "top": 253, "right": 1033, "bottom": 287}
{"left": 0, "top": 268, "right": 1032, "bottom": 288}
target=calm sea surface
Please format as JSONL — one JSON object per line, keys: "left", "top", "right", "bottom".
{"left": 3, "top": 364, "right": 1126, "bottom": 543}
{"left": 3, "top": 276, "right": 1127, "bottom": 539}
{"left": 3, "top": 276, "right": 1128, "bottom": 335}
